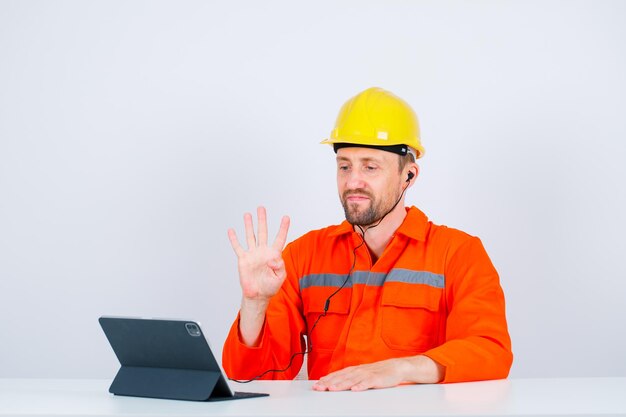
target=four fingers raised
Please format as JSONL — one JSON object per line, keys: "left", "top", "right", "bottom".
{"left": 228, "top": 206, "right": 290, "bottom": 255}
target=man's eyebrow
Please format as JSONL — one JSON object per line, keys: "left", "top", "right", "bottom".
{"left": 336, "top": 156, "right": 383, "bottom": 164}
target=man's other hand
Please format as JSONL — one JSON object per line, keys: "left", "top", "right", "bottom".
{"left": 312, "top": 356, "right": 444, "bottom": 392}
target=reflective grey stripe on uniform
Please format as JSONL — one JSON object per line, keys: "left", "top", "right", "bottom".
{"left": 299, "top": 273, "right": 351, "bottom": 289}
{"left": 386, "top": 269, "right": 444, "bottom": 288}
{"left": 299, "top": 269, "right": 444, "bottom": 290}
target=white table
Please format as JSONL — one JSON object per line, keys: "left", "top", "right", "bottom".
{"left": 1, "top": 377, "right": 625, "bottom": 416}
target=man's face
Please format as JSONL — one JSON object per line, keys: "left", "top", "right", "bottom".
{"left": 336, "top": 147, "right": 404, "bottom": 226}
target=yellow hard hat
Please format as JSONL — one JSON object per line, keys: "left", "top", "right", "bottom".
{"left": 321, "top": 87, "right": 424, "bottom": 158}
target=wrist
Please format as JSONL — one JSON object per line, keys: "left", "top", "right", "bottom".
{"left": 399, "top": 355, "right": 445, "bottom": 384}
{"left": 241, "top": 296, "right": 270, "bottom": 314}
{"left": 238, "top": 298, "right": 269, "bottom": 348}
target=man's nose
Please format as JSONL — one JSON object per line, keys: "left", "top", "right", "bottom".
{"left": 345, "top": 170, "right": 366, "bottom": 189}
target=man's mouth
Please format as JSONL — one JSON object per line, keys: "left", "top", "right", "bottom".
{"left": 343, "top": 191, "right": 371, "bottom": 203}
{"left": 346, "top": 195, "right": 369, "bottom": 202}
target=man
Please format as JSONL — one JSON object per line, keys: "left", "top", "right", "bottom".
{"left": 223, "top": 87, "right": 512, "bottom": 391}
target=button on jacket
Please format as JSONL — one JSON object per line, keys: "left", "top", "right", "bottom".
{"left": 222, "top": 206, "right": 513, "bottom": 383}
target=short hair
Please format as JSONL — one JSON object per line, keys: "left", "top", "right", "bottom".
{"left": 398, "top": 151, "right": 416, "bottom": 172}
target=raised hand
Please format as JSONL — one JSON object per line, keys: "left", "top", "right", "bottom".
{"left": 227, "top": 207, "right": 290, "bottom": 346}
{"left": 228, "top": 206, "right": 291, "bottom": 301}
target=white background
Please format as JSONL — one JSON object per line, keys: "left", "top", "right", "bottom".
{"left": 1, "top": 1, "right": 625, "bottom": 379}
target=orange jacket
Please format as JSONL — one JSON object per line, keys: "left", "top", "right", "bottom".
{"left": 222, "top": 207, "right": 512, "bottom": 383}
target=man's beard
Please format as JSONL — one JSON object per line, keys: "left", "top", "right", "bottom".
{"left": 341, "top": 189, "right": 399, "bottom": 226}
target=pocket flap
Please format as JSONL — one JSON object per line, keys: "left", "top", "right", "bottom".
{"left": 381, "top": 283, "right": 442, "bottom": 311}
{"left": 303, "top": 286, "right": 351, "bottom": 314}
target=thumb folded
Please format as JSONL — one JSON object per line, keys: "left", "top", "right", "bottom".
{"left": 267, "top": 258, "right": 285, "bottom": 271}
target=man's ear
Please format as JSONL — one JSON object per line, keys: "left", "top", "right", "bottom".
{"left": 406, "top": 165, "right": 419, "bottom": 183}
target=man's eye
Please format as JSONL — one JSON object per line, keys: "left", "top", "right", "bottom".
{"left": 339, "top": 165, "right": 350, "bottom": 171}
{"left": 366, "top": 166, "right": 377, "bottom": 171}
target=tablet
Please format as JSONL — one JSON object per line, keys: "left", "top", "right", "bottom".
{"left": 99, "top": 316, "right": 268, "bottom": 401}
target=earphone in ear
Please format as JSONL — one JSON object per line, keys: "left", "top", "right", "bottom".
{"left": 406, "top": 172, "right": 415, "bottom": 182}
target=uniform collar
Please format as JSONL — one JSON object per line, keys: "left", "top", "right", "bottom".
{"left": 329, "top": 206, "right": 428, "bottom": 241}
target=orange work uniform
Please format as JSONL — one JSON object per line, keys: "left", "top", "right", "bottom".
{"left": 222, "top": 206, "right": 513, "bottom": 383}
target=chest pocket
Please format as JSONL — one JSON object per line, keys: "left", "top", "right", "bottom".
{"left": 302, "top": 287, "right": 351, "bottom": 352}
{"left": 381, "top": 283, "right": 444, "bottom": 352}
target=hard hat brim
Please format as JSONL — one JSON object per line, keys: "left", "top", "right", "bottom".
{"left": 321, "top": 137, "right": 424, "bottom": 158}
